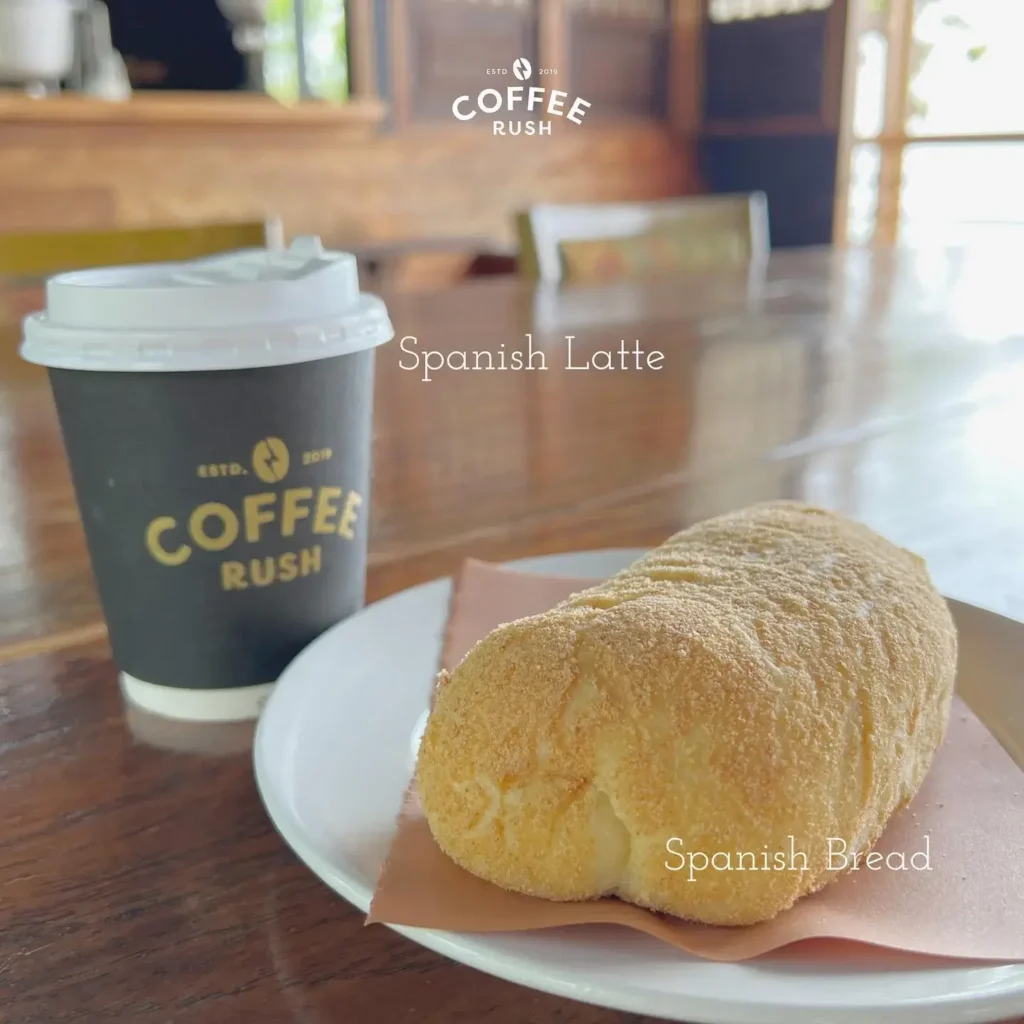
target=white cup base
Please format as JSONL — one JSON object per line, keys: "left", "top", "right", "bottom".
{"left": 120, "top": 672, "right": 274, "bottom": 722}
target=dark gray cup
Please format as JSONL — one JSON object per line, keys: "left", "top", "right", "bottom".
{"left": 21, "top": 238, "right": 393, "bottom": 720}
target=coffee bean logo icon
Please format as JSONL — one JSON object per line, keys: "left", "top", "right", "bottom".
{"left": 252, "top": 437, "right": 290, "bottom": 483}
{"left": 512, "top": 57, "right": 532, "bottom": 81}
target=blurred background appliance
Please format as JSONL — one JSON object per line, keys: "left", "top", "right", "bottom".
{"left": 69, "top": 0, "right": 129, "bottom": 99}
{"left": 0, "top": 0, "right": 77, "bottom": 95}
{"left": 0, "top": 0, "right": 129, "bottom": 99}
{"left": 215, "top": 0, "right": 272, "bottom": 92}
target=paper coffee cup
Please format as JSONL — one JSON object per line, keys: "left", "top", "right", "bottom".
{"left": 21, "top": 237, "right": 393, "bottom": 722}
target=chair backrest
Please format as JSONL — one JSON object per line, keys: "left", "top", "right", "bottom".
{"left": 0, "top": 219, "right": 284, "bottom": 277}
{"left": 516, "top": 194, "right": 769, "bottom": 283}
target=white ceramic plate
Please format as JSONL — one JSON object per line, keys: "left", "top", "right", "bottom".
{"left": 253, "top": 550, "right": 1024, "bottom": 1024}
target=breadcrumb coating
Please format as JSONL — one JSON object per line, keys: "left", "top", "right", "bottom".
{"left": 416, "top": 502, "right": 958, "bottom": 925}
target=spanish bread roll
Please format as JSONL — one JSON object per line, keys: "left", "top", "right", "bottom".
{"left": 416, "top": 502, "right": 958, "bottom": 926}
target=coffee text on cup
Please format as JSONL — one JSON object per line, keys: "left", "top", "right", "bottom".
{"left": 144, "top": 485, "right": 363, "bottom": 591}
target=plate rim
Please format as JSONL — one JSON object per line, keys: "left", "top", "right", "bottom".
{"left": 253, "top": 548, "right": 1024, "bottom": 1024}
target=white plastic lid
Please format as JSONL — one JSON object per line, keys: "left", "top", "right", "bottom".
{"left": 20, "top": 236, "right": 394, "bottom": 372}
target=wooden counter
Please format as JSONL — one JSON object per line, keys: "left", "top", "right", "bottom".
{"left": 0, "top": 90, "right": 388, "bottom": 129}
{"left": 0, "top": 0, "right": 698, "bottom": 286}
{"left": 0, "top": 90, "right": 692, "bottom": 281}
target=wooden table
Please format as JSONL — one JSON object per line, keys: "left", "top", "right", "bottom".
{"left": 1, "top": 247, "right": 1023, "bottom": 1022}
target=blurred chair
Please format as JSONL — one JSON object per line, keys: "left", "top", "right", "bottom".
{"left": 0, "top": 218, "right": 284, "bottom": 277}
{"left": 516, "top": 194, "right": 769, "bottom": 284}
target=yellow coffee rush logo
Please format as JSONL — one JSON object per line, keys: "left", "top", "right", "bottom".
{"left": 252, "top": 437, "right": 290, "bottom": 483}
{"left": 144, "top": 435, "right": 362, "bottom": 592}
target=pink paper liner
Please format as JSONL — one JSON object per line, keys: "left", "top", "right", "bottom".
{"left": 370, "top": 561, "right": 1024, "bottom": 964}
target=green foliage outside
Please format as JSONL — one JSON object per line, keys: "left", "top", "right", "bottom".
{"left": 264, "top": 0, "right": 348, "bottom": 103}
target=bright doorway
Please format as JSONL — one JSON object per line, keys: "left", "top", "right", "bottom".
{"left": 837, "top": 0, "right": 1024, "bottom": 246}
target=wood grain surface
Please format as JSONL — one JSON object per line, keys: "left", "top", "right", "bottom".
{"left": 1, "top": 247, "right": 1023, "bottom": 1022}
{"left": 0, "top": 91, "right": 388, "bottom": 127}
{"left": 0, "top": 115, "right": 691, "bottom": 264}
